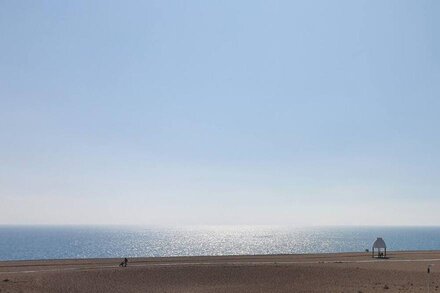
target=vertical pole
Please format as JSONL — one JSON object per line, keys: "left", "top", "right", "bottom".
{"left": 428, "top": 265, "right": 432, "bottom": 293}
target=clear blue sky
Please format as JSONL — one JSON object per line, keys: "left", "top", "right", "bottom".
{"left": 1, "top": 0, "right": 439, "bottom": 225}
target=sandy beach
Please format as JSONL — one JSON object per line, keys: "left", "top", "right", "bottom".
{"left": 1, "top": 251, "right": 439, "bottom": 292}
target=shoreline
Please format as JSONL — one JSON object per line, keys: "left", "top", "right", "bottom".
{"left": 2, "top": 248, "right": 440, "bottom": 262}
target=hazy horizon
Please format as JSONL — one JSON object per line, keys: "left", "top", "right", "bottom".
{"left": 1, "top": 0, "right": 440, "bottom": 226}
{"left": 3, "top": 224, "right": 440, "bottom": 228}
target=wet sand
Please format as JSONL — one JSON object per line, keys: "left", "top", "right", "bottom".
{"left": 1, "top": 251, "right": 440, "bottom": 292}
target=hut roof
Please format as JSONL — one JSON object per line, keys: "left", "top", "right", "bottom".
{"left": 372, "top": 237, "right": 386, "bottom": 249}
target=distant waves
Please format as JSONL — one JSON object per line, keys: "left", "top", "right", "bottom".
{"left": 1, "top": 226, "right": 440, "bottom": 261}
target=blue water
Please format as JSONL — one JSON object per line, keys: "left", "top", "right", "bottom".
{"left": 1, "top": 226, "right": 440, "bottom": 261}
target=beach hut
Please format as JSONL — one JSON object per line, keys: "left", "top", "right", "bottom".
{"left": 372, "top": 237, "right": 387, "bottom": 258}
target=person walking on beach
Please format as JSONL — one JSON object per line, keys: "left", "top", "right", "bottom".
{"left": 119, "top": 258, "right": 128, "bottom": 267}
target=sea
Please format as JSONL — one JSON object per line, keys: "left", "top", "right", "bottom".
{"left": 1, "top": 225, "right": 440, "bottom": 261}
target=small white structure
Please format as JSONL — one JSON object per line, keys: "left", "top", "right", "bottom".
{"left": 372, "top": 237, "right": 387, "bottom": 258}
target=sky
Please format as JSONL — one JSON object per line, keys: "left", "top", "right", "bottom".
{"left": 1, "top": 0, "right": 439, "bottom": 226}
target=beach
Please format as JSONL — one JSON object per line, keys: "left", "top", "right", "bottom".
{"left": 1, "top": 251, "right": 439, "bottom": 292}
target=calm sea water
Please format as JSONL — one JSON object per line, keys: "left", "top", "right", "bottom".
{"left": 1, "top": 226, "right": 440, "bottom": 261}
